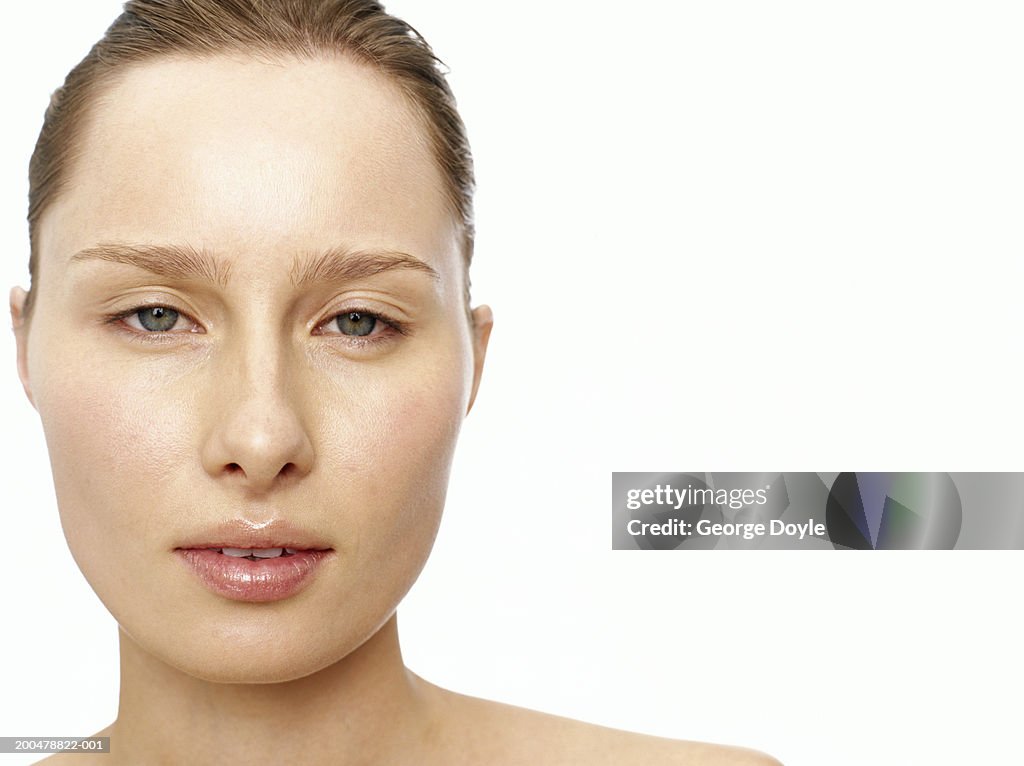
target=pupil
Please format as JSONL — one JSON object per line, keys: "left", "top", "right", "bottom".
{"left": 337, "top": 312, "right": 376, "bottom": 337}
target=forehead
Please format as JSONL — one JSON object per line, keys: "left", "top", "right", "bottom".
{"left": 40, "top": 54, "right": 458, "bottom": 283}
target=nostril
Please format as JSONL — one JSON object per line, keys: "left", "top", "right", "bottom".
{"left": 222, "top": 461, "right": 300, "bottom": 482}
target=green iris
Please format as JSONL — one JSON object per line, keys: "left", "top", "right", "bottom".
{"left": 137, "top": 306, "right": 179, "bottom": 332}
{"left": 336, "top": 312, "right": 376, "bottom": 337}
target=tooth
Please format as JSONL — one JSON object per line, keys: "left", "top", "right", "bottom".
{"left": 222, "top": 548, "right": 253, "bottom": 557}
{"left": 284, "top": 548, "right": 298, "bottom": 554}
{"left": 251, "top": 548, "right": 284, "bottom": 558}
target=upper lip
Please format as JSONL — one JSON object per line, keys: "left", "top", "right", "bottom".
{"left": 174, "top": 518, "right": 333, "bottom": 551}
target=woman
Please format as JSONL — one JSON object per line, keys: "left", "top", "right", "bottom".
{"left": 9, "top": 1, "right": 778, "bottom": 763}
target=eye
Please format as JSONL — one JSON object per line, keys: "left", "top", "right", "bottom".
{"left": 127, "top": 306, "right": 185, "bottom": 332}
{"left": 332, "top": 311, "right": 378, "bottom": 337}
{"left": 313, "top": 308, "right": 408, "bottom": 347}
{"left": 103, "top": 304, "right": 202, "bottom": 335}
{"left": 102, "top": 303, "right": 204, "bottom": 344}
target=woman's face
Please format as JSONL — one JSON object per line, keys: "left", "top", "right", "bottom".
{"left": 11, "top": 55, "right": 489, "bottom": 682}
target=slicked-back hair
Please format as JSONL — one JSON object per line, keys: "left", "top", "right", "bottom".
{"left": 25, "top": 0, "right": 475, "bottom": 320}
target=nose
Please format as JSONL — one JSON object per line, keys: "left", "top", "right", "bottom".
{"left": 199, "top": 330, "right": 315, "bottom": 495}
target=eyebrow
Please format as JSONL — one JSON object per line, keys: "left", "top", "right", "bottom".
{"left": 68, "top": 243, "right": 439, "bottom": 288}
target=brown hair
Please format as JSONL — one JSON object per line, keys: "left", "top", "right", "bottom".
{"left": 25, "top": 0, "right": 475, "bottom": 321}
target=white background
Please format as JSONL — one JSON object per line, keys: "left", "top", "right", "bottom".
{"left": 2, "top": 2, "right": 1023, "bottom": 764}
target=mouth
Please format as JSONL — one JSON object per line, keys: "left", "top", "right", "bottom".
{"left": 175, "top": 546, "right": 335, "bottom": 602}
{"left": 173, "top": 519, "right": 334, "bottom": 602}
{"left": 179, "top": 546, "right": 332, "bottom": 560}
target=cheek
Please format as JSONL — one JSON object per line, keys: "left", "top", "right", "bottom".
{"left": 320, "top": 352, "right": 468, "bottom": 571}
{"left": 33, "top": 347, "right": 195, "bottom": 600}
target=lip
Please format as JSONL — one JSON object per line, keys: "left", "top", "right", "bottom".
{"left": 174, "top": 518, "right": 334, "bottom": 602}
{"left": 174, "top": 518, "right": 333, "bottom": 551}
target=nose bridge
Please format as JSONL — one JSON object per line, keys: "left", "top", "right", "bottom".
{"left": 201, "top": 318, "right": 315, "bottom": 492}
{"left": 231, "top": 318, "right": 290, "bottom": 401}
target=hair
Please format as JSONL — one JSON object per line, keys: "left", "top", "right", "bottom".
{"left": 24, "top": 0, "right": 475, "bottom": 321}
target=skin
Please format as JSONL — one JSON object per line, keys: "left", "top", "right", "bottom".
{"left": 10, "top": 54, "right": 779, "bottom": 766}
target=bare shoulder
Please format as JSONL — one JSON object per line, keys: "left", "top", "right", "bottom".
{"left": 545, "top": 720, "right": 783, "bottom": 766}
{"left": 419, "top": 680, "right": 782, "bottom": 766}
{"left": 590, "top": 728, "right": 782, "bottom": 766}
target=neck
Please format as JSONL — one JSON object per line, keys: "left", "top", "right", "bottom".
{"left": 108, "top": 614, "right": 436, "bottom": 765}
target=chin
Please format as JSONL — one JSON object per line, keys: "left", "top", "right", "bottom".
{"left": 119, "top": 606, "right": 379, "bottom": 685}
{"left": 175, "top": 655, "right": 334, "bottom": 685}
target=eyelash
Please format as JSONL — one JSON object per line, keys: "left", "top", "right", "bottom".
{"left": 103, "top": 303, "right": 408, "bottom": 347}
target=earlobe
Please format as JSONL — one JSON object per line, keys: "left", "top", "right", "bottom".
{"left": 466, "top": 304, "right": 493, "bottom": 415}
{"left": 9, "top": 286, "right": 36, "bottom": 410}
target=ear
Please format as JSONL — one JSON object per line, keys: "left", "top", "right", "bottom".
{"left": 9, "top": 286, "right": 36, "bottom": 410}
{"left": 466, "top": 304, "right": 493, "bottom": 415}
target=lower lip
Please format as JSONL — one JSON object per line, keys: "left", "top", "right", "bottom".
{"left": 175, "top": 549, "right": 333, "bottom": 602}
